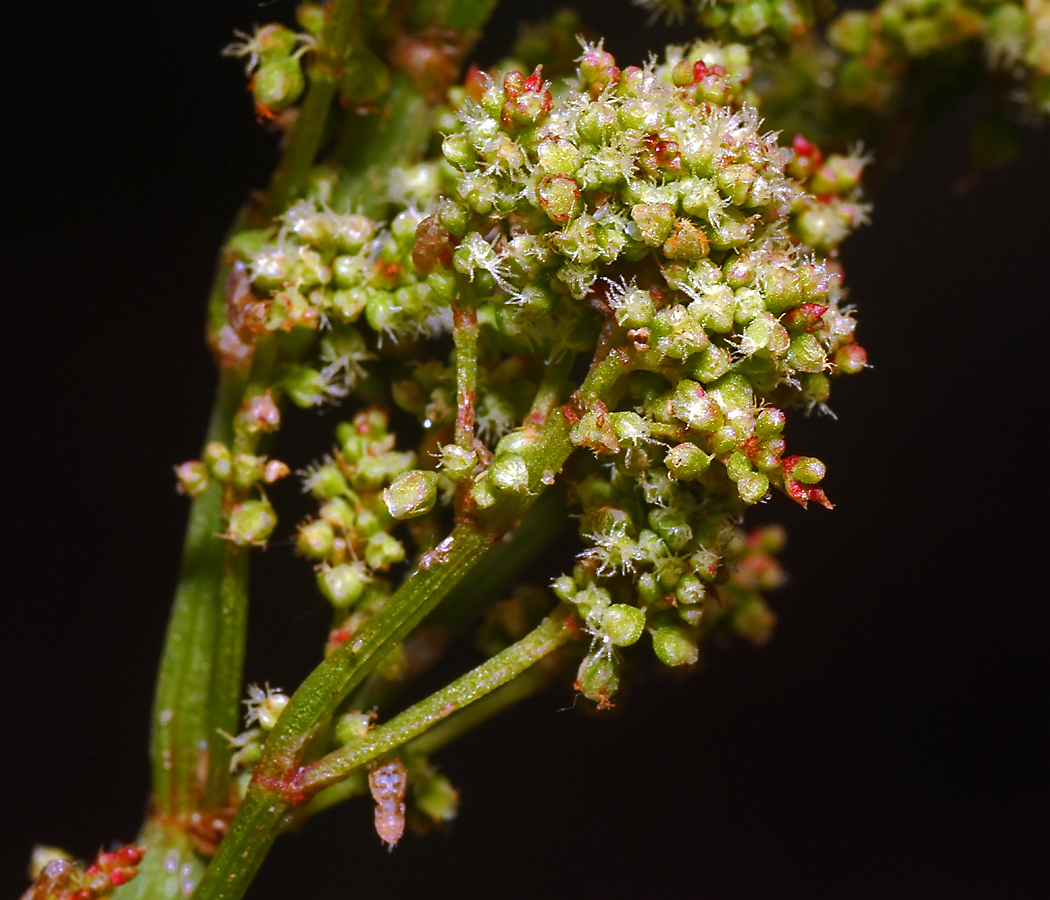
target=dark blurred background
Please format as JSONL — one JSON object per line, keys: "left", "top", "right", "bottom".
{"left": 4, "top": 1, "right": 1047, "bottom": 898}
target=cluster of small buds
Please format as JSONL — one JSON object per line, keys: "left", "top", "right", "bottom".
{"left": 298, "top": 41, "right": 868, "bottom": 702}
{"left": 176, "top": 443, "right": 289, "bottom": 498}
{"left": 21, "top": 844, "right": 145, "bottom": 900}
{"left": 293, "top": 409, "right": 441, "bottom": 659}
{"left": 636, "top": 0, "right": 822, "bottom": 40}
{"left": 556, "top": 497, "right": 790, "bottom": 705}
{"left": 226, "top": 187, "right": 460, "bottom": 354}
{"left": 212, "top": 23, "right": 874, "bottom": 720}
{"left": 222, "top": 21, "right": 314, "bottom": 117}
{"left": 821, "top": 0, "right": 1049, "bottom": 119}
{"left": 175, "top": 438, "right": 289, "bottom": 547}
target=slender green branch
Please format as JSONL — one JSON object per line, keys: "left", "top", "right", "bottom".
{"left": 302, "top": 606, "right": 577, "bottom": 791}
{"left": 453, "top": 302, "right": 479, "bottom": 452}
{"left": 194, "top": 608, "right": 576, "bottom": 899}
{"left": 295, "top": 658, "right": 558, "bottom": 822}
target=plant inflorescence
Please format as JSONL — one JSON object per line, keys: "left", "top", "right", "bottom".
{"left": 21, "top": 2, "right": 1046, "bottom": 899}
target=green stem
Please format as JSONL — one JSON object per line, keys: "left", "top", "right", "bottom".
{"left": 302, "top": 606, "right": 577, "bottom": 791}
{"left": 453, "top": 302, "right": 479, "bottom": 452}
{"left": 150, "top": 369, "right": 247, "bottom": 816}
{"left": 296, "top": 659, "right": 558, "bottom": 822}
{"left": 193, "top": 338, "right": 620, "bottom": 894}
{"left": 265, "top": 0, "right": 361, "bottom": 216}
{"left": 194, "top": 609, "right": 576, "bottom": 899}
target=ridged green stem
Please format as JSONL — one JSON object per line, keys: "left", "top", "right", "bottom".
{"left": 300, "top": 662, "right": 557, "bottom": 821}
{"left": 192, "top": 524, "right": 492, "bottom": 899}
{"left": 302, "top": 606, "right": 576, "bottom": 791}
{"left": 150, "top": 368, "right": 248, "bottom": 816}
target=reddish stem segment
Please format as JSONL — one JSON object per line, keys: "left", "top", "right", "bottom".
{"left": 452, "top": 302, "right": 479, "bottom": 452}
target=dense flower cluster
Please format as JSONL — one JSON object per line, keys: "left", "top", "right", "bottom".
{"left": 205, "top": 39, "right": 872, "bottom": 705}
{"left": 427, "top": 42, "right": 866, "bottom": 699}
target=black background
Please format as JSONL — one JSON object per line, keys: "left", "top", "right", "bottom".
{"left": 4, "top": 1, "right": 1047, "bottom": 898}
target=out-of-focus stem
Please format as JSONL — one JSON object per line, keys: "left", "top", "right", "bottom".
{"left": 265, "top": 0, "right": 361, "bottom": 216}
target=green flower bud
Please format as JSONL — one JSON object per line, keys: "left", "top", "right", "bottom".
{"left": 630, "top": 203, "right": 676, "bottom": 246}
{"left": 365, "top": 532, "right": 405, "bottom": 570}
{"left": 538, "top": 175, "right": 582, "bottom": 223}
{"left": 610, "top": 285, "right": 655, "bottom": 330}
{"left": 671, "top": 381, "right": 724, "bottom": 432}
{"left": 800, "top": 372, "right": 831, "bottom": 405}
{"left": 687, "top": 284, "right": 735, "bottom": 333}
{"left": 552, "top": 574, "right": 578, "bottom": 603}
{"left": 733, "top": 287, "right": 765, "bottom": 325}
{"left": 741, "top": 312, "right": 790, "bottom": 358}
{"left": 717, "top": 163, "right": 757, "bottom": 205}
{"left": 652, "top": 305, "right": 711, "bottom": 360}
{"left": 665, "top": 442, "right": 712, "bottom": 480}
{"left": 537, "top": 138, "right": 582, "bottom": 175}
{"left": 415, "top": 773, "right": 460, "bottom": 823}
{"left": 601, "top": 604, "right": 646, "bottom": 647}
{"left": 175, "top": 461, "right": 211, "bottom": 498}
{"left": 284, "top": 368, "right": 331, "bottom": 408}
{"left": 730, "top": 0, "right": 771, "bottom": 37}
{"left": 676, "top": 573, "right": 706, "bottom": 607}
{"left": 334, "top": 710, "right": 373, "bottom": 745}
{"left": 733, "top": 597, "right": 777, "bottom": 644}
{"left": 576, "top": 101, "right": 618, "bottom": 143}
{"left": 326, "top": 500, "right": 363, "bottom": 533}
{"left": 834, "top": 343, "right": 868, "bottom": 374}
{"left": 438, "top": 444, "right": 477, "bottom": 482}
{"left": 304, "top": 462, "right": 349, "bottom": 500}
{"left": 726, "top": 451, "right": 752, "bottom": 482}
{"left": 471, "top": 474, "right": 497, "bottom": 509}
{"left": 253, "top": 57, "right": 305, "bottom": 111}
{"left": 296, "top": 4, "right": 325, "bottom": 34}
{"left": 785, "top": 456, "right": 826, "bottom": 484}
{"left": 737, "top": 471, "right": 770, "bottom": 504}
{"left": 204, "top": 441, "right": 232, "bottom": 481}
{"left": 652, "top": 625, "right": 699, "bottom": 667}
{"left": 383, "top": 471, "right": 438, "bottom": 520}
{"left": 691, "top": 344, "right": 732, "bottom": 382}
{"left": 227, "top": 499, "right": 277, "bottom": 547}
{"left": 708, "top": 373, "right": 754, "bottom": 412}
{"left": 576, "top": 651, "right": 620, "bottom": 705}
{"left": 317, "top": 562, "right": 369, "bottom": 608}
{"left": 231, "top": 453, "right": 264, "bottom": 490}
{"left": 827, "top": 10, "right": 873, "bottom": 54}
{"left": 753, "top": 436, "right": 786, "bottom": 471}
{"left": 490, "top": 454, "right": 530, "bottom": 493}
{"left": 298, "top": 519, "right": 335, "bottom": 559}
{"left": 339, "top": 45, "right": 391, "bottom": 104}
{"left": 712, "top": 423, "right": 746, "bottom": 454}
{"left": 756, "top": 407, "right": 786, "bottom": 438}
{"left": 663, "top": 220, "right": 710, "bottom": 261}
{"left": 785, "top": 333, "right": 826, "bottom": 373}
{"left": 811, "top": 155, "right": 865, "bottom": 196}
